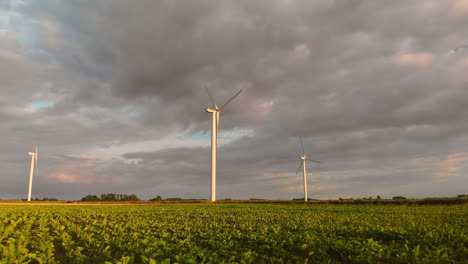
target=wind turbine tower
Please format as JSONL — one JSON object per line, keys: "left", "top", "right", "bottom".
{"left": 296, "top": 138, "right": 322, "bottom": 201}
{"left": 206, "top": 88, "right": 243, "bottom": 202}
{"left": 27, "top": 147, "right": 38, "bottom": 202}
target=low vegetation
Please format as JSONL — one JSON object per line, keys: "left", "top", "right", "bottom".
{"left": 81, "top": 193, "right": 141, "bottom": 202}
{"left": 1, "top": 204, "right": 466, "bottom": 263}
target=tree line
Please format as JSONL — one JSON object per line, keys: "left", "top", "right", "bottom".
{"left": 81, "top": 193, "right": 141, "bottom": 201}
{"left": 19, "top": 197, "right": 58, "bottom": 201}
{"left": 81, "top": 195, "right": 183, "bottom": 202}
{"left": 79, "top": 194, "right": 468, "bottom": 204}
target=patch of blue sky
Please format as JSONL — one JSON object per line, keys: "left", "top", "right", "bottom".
{"left": 222, "top": 128, "right": 254, "bottom": 139}
{"left": 121, "top": 106, "right": 141, "bottom": 118}
{"left": 0, "top": 1, "right": 24, "bottom": 12}
{"left": 32, "top": 101, "right": 55, "bottom": 109}
{"left": 1, "top": 0, "right": 29, "bottom": 9}
{"left": 33, "top": 50, "right": 59, "bottom": 65}
{"left": 0, "top": 3, "right": 59, "bottom": 66}
{"left": 0, "top": 5, "right": 38, "bottom": 46}
{"left": 185, "top": 132, "right": 233, "bottom": 141}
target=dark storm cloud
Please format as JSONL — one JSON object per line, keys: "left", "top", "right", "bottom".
{"left": 1, "top": 1, "right": 467, "bottom": 200}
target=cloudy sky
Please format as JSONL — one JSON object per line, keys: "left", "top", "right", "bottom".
{"left": 1, "top": 0, "right": 467, "bottom": 200}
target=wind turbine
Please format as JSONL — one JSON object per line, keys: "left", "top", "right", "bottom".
{"left": 206, "top": 88, "right": 243, "bottom": 202}
{"left": 27, "top": 147, "right": 38, "bottom": 202}
{"left": 296, "top": 138, "right": 321, "bottom": 201}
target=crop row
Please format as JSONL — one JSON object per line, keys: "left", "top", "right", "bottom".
{"left": 1, "top": 204, "right": 467, "bottom": 263}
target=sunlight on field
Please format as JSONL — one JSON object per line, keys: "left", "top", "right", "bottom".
{"left": 1, "top": 204, "right": 466, "bottom": 263}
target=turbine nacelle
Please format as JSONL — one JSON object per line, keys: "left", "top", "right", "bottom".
{"left": 300, "top": 156, "right": 322, "bottom": 164}
{"left": 206, "top": 108, "right": 218, "bottom": 113}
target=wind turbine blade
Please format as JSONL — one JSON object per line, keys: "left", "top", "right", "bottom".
{"left": 300, "top": 137, "right": 305, "bottom": 155}
{"left": 218, "top": 89, "right": 243, "bottom": 111}
{"left": 205, "top": 87, "right": 218, "bottom": 109}
{"left": 296, "top": 160, "right": 304, "bottom": 175}
{"left": 35, "top": 147, "right": 38, "bottom": 168}
{"left": 306, "top": 158, "right": 322, "bottom": 164}
{"left": 216, "top": 112, "right": 220, "bottom": 132}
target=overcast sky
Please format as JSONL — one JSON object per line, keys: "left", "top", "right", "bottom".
{"left": 1, "top": 0, "right": 467, "bottom": 200}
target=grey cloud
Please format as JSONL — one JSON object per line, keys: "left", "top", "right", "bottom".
{"left": 1, "top": 1, "right": 467, "bottom": 200}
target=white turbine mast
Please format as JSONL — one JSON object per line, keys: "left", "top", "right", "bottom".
{"left": 27, "top": 146, "right": 38, "bottom": 202}
{"left": 205, "top": 87, "right": 243, "bottom": 202}
{"left": 296, "top": 137, "right": 321, "bottom": 201}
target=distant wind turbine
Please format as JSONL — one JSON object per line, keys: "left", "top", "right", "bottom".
{"left": 205, "top": 88, "right": 243, "bottom": 202}
{"left": 296, "top": 138, "right": 322, "bottom": 201}
{"left": 27, "top": 147, "right": 38, "bottom": 202}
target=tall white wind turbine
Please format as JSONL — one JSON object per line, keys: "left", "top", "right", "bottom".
{"left": 27, "top": 147, "right": 38, "bottom": 202}
{"left": 296, "top": 138, "right": 321, "bottom": 201}
{"left": 206, "top": 88, "right": 243, "bottom": 202}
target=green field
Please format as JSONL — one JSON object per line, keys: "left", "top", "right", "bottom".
{"left": 1, "top": 204, "right": 467, "bottom": 263}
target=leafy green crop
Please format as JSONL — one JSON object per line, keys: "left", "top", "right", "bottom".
{"left": 0, "top": 204, "right": 466, "bottom": 263}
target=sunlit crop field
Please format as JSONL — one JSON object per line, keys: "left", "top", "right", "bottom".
{"left": 1, "top": 204, "right": 466, "bottom": 263}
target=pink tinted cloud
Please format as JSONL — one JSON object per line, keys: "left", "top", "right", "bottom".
{"left": 282, "top": 184, "right": 336, "bottom": 193}
{"left": 49, "top": 172, "right": 118, "bottom": 184}
{"left": 239, "top": 98, "right": 274, "bottom": 122}
{"left": 411, "top": 153, "right": 468, "bottom": 178}
{"left": 436, "top": 153, "right": 468, "bottom": 177}
{"left": 50, "top": 172, "right": 77, "bottom": 183}
{"left": 449, "top": 0, "right": 468, "bottom": 17}
{"left": 48, "top": 154, "right": 118, "bottom": 184}
{"left": 393, "top": 52, "right": 434, "bottom": 68}
{"left": 263, "top": 172, "right": 292, "bottom": 179}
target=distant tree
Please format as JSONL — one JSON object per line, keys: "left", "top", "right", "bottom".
{"left": 149, "top": 196, "right": 162, "bottom": 201}
{"left": 392, "top": 196, "right": 407, "bottom": 200}
{"left": 101, "top": 193, "right": 117, "bottom": 201}
{"left": 339, "top": 197, "right": 343, "bottom": 201}
{"left": 376, "top": 196, "right": 381, "bottom": 200}
{"left": 82, "top": 193, "right": 141, "bottom": 202}
{"left": 81, "top": 195, "right": 101, "bottom": 201}
{"left": 166, "top": 198, "right": 182, "bottom": 201}
{"left": 128, "top": 194, "right": 141, "bottom": 201}
{"left": 42, "top": 197, "right": 58, "bottom": 201}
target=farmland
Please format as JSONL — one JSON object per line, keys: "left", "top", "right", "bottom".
{"left": 1, "top": 204, "right": 467, "bottom": 263}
